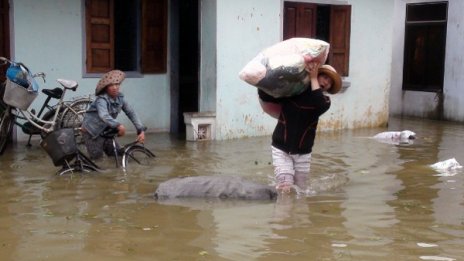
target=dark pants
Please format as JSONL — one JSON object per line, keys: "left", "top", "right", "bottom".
{"left": 82, "top": 131, "right": 120, "bottom": 160}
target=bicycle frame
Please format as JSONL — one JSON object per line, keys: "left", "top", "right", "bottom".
{"left": 1, "top": 57, "right": 82, "bottom": 134}
{"left": 50, "top": 128, "right": 155, "bottom": 175}
{"left": 13, "top": 80, "right": 78, "bottom": 134}
{"left": 12, "top": 96, "right": 83, "bottom": 124}
{"left": 97, "top": 128, "right": 155, "bottom": 171}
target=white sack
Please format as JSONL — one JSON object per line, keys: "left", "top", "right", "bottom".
{"left": 239, "top": 38, "right": 330, "bottom": 98}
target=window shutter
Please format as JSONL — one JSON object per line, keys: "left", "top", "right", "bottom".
{"left": 141, "top": 0, "right": 167, "bottom": 73}
{"left": 329, "top": 5, "right": 351, "bottom": 76}
{"left": 283, "top": 2, "right": 316, "bottom": 39}
{"left": 0, "top": 0, "right": 10, "bottom": 82}
{"left": 85, "top": 0, "right": 114, "bottom": 73}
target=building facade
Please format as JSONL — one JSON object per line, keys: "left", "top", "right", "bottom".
{"left": 1, "top": 0, "right": 458, "bottom": 142}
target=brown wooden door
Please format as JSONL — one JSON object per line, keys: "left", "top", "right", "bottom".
{"left": 85, "top": 0, "right": 114, "bottom": 73}
{"left": 0, "top": 0, "right": 10, "bottom": 82}
{"left": 283, "top": 2, "right": 351, "bottom": 76}
{"left": 329, "top": 5, "right": 351, "bottom": 76}
{"left": 283, "top": 2, "right": 316, "bottom": 40}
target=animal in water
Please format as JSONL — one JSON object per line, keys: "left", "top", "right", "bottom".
{"left": 372, "top": 130, "right": 416, "bottom": 145}
{"left": 154, "top": 175, "right": 278, "bottom": 200}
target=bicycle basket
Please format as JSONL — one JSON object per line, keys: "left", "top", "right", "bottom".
{"left": 3, "top": 79, "right": 38, "bottom": 110}
{"left": 40, "top": 128, "right": 77, "bottom": 166}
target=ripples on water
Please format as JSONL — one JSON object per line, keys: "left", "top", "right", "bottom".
{"left": 1, "top": 117, "right": 464, "bottom": 260}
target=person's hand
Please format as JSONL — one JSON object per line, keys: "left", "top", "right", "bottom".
{"left": 303, "top": 54, "right": 313, "bottom": 64}
{"left": 117, "top": 124, "right": 126, "bottom": 136}
{"left": 136, "top": 131, "right": 145, "bottom": 143}
{"left": 308, "top": 62, "right": 321, "bottom": 79}
{"left": 308, "top": 62, "right": 321, "bottom": 91}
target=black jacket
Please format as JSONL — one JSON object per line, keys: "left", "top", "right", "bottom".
{"left": 258, "top": 88, "right": 330, "bottom": 154}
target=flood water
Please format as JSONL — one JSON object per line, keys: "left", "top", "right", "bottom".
{"left": 1, "top": 116, "right": 464, "bottom": 261}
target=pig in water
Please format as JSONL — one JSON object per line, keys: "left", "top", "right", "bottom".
{"left": 154, "top": 175, "right": 278, "bottom": 200}
{"left": 372, "top": 130, "right": 416, "bottom": 145}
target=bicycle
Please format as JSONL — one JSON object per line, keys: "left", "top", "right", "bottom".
{"left": 0, "top": 57, "right": 93, "bottom": 154}
{"left": 40, "top": 127, "right": 100, "bottom": 175}
{"left": 50, "top": 127, "right": 155, "bottom": 176}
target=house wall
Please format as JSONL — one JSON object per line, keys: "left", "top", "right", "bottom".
{"left": 9, "top": 0, "right": 170, "bottom": 141}
{"left": 390, "top": 0, "right": 464, "bottom": 121}
{"left": 8, "top": 0, "right": 400, "bottom": 142}
{"left": 215, "top": 0, "right": 281, "bottom": 139}
{"left": 199, "top": 0, "right": 217, "bottom": 112}
{"left": 213, "top": 0, "right": 394, "bottom": 140}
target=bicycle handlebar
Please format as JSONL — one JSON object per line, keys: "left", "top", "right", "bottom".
{"left": 0, "top": 56, "right": 11, "bottom": 65}
{"left": 100, "top": 127, "right": 143, "bottom": 145}
{"left": 33, "top": 72, "right": 46, "bottom": 83}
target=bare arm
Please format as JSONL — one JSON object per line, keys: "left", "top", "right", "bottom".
{"left": 307, "top": 62, "right": 321, "bottom": 91}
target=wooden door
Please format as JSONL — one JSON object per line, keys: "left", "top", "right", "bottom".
{"left": 0, "top": 0, "right": 10, "bottom": 82}
{"left": 283, "top": 2, "right": 351, "bottom": 76}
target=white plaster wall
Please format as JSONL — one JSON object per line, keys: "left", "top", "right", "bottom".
{"left": 442, "top": 0, "right": 464, "bottom": 121}
{"left": 214, "top": 0, "right": 394, "bottom": 140}
{"left": 320, "top": 0, "right": 394, "bottom": 131}
{"left": 199, "top": 0, "right": 217, "bottom": 112}
{"left": 10, "top": 0, "right": 170, "bottom": 141}
{"left": 215, "top": 0, "right": 281, "bottom": 140}
{"left": 391, "top": 0, "right": 464, "bottom": 120}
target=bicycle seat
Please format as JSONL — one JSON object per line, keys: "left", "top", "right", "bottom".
{"left": 100, "top": 127, "right": 119, "bottom": 138}
{"left": 42, "top": 87, "right": 63, "bottom": 99}
{"left": 56, "top": 79, "right": 78, "bottom": 91}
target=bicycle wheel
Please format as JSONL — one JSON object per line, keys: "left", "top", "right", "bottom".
{"left": 57, "top": 163, "right": 99, "bottom": 176}
{"left": 0, "top": 105, "right": 14, "bottom": 155}
{"left": 122, "top": 145, "right": 155, "bottom": 170}
{"left": 59, "top": 98, "right": 92, "bottom": 147}
{"left": 0, "top": 82, "right": 6, "bottom": 107}
{"left": 57, "top": 150, "right": 100, "bottom": 175}
{"left": 59, "top": 98, "right": 92, "bottom": 129}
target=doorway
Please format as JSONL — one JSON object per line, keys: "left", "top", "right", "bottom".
{"left": 402, "top": 2, "right": 447, "bottom": 92}
{"left": 170, "top": 0, "right": 199, "bottom": 137}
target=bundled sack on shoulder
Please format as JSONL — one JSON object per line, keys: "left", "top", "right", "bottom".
{"left": 239, "top": 38, "right": 329, "bottom": 98}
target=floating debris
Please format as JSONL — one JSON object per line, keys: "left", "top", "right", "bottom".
{"left": 430, "top": 158, "right": 462, "bottom": 170}
{"left": 417, "top": 242, "right": 438, "bottom": 248}
{"left": 331, "top": 243, "right": 347, "bottom": 248}
{"left": 420, "top": 256, "right": 455, "bottom": 261}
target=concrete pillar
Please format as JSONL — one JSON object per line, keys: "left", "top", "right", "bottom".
{"left": 183, "top": 111, "right": 216, "bottom": 141}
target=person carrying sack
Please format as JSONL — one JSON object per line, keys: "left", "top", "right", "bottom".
{"left": 258, "top": 63, "right": 342, "bottom": 193}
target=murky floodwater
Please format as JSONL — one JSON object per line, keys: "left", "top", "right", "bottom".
{"left": 1, "top": 117, "right": 464, "bottom": 261}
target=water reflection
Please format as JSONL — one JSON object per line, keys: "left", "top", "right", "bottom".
{"left": 1, "top": 117, "right": 464, "bottom": 260}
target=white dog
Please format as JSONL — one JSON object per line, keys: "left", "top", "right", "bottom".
{"left": 372, "top": 130, "right": 416, "bottom": 145}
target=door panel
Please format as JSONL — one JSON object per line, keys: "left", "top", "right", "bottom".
{"left": 0, "top": 0, "right": 10, "bottom": 82}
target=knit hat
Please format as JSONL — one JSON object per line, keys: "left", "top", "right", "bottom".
{"left": 318, "top": 65, "right": 342, "bottom": 94}
{"left": 95, "top": 70, "right": 126, "bottom": 95}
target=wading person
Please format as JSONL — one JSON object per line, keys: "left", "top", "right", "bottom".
{"left": 81, "top": 70, "right": 146, "bottom": 160}
{"left": 258, "top": 63, "right": 342, "bottom": 193}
